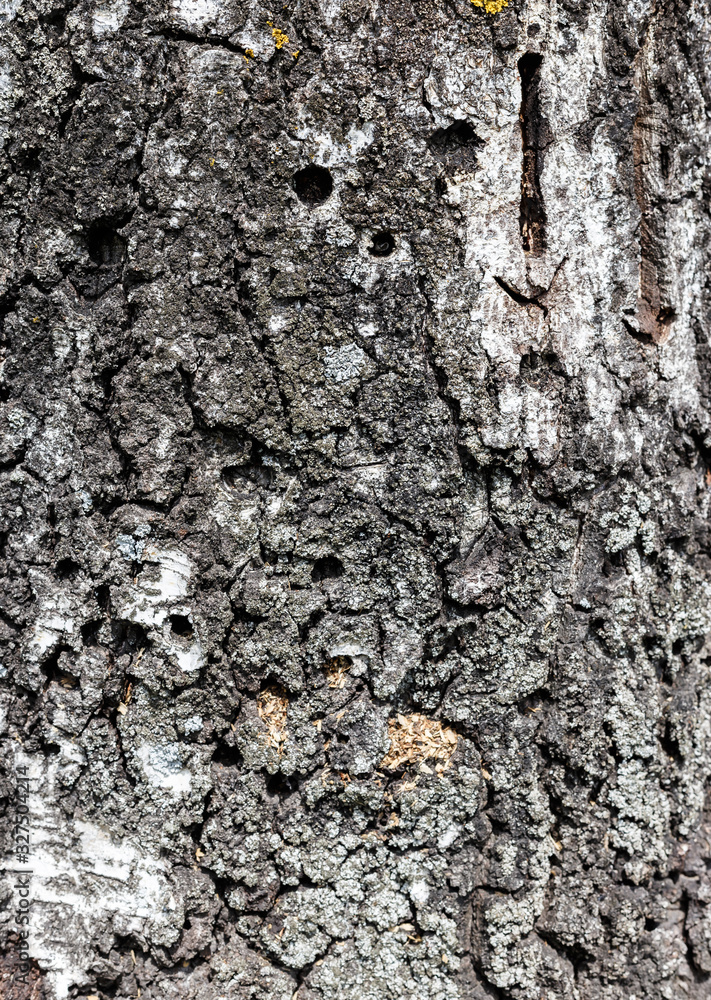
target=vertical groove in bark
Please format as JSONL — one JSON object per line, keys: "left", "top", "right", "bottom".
{"left": 633, "top": 37, "right": 676, "bottom": 344}
{"left": 518, "top": 52, "right": 547, "bottom": 254}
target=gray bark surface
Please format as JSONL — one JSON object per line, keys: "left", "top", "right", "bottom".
{"left": 1, "top": 0, "right": 711, "bottom": 998}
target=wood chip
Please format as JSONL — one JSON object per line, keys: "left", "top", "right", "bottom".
{"left": 380, "top": 713, "right": 458, "bottom": 772}
{"left": 258, "top": 686, "right": 289, "bottom": 752}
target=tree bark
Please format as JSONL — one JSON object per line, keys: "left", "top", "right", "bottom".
{"left": 2, "top": 0, "right": 711, "bottom": 998}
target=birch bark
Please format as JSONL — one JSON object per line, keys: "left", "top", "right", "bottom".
{"left": 1, "top": 1, "right": 711, "bottom": 999}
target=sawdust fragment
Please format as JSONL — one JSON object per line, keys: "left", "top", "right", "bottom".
{"left": 380, "top": 713, "right": 458, "bottom": 773}
{"left": 324, "top": 655, "right": 350, "bottom": 688}
{"left": 258, "top": 685, "right": 289, "bottom": 752}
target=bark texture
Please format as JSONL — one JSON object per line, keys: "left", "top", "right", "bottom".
{"left": 1, "top": 0, "right": 711, "bottom": 998}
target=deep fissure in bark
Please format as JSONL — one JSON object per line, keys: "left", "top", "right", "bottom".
{"left": 633, "top": 72, "right": 677, "bottom": 343}
{"left": 518, "top": 51, "right": 547, "bottom": 254}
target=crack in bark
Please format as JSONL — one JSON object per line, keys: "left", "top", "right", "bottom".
{"left": 518, "top": 52, "right": 548, "bottom": 255}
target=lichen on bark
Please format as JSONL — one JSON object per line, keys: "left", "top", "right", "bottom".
{"left": 1, "top": 0, "right": 711, "bottom": 999}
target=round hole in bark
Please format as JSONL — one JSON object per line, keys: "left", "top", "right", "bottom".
{"left": 223, "top": 463, "right": 274, "bottom": 490}
{"left": 293, "top": 165, "right": 333, "bottom": 205}
{"left": 369, "top": 232, "right": 396, "bottom": 257}
{"left": 55, "top": 558, "right": 80, "bottom": 580}
{"left": 169, "top": 614, "right": 193, "bottom": 639}
{"left": 312, "top": 555, "right": 344, "bottom": 582}
{"left": 429, "top": 119, "right": 478, "bottom": 152}
{"left": 85, "top": 221, "right": 126, "bottom": 266}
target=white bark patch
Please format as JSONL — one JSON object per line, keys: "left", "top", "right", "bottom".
{"left": 323, "top": 343, "right": 371, "bottom": 383}
{"left": 291, "top": 120, "right": 375, "bottom": 167}
{"left": 92, "top": 0, "right": 129, "bottom": 35}
{"left": 135, "top": 742, "right": 194, "bottom": 796}
{"left": 116, "top": 546, "right": 193, "bottom": 628}
{"left": 24, "top": 572, "right": 77, "bottom": 663}
{"left": 6, "top": 750, "right": 180, "bottom": 1000}
{"left": 522, "top": 387, "right": 560, "bottom": 466}
{"left": 170, "top": 0, "right": 220, "bottom": 30}
{"left": 0, "top": 0, "right": 21, "bottom": 22}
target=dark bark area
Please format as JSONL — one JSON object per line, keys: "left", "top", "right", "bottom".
{"left": 1, "top": 1, "right": 711, "bottom": 999}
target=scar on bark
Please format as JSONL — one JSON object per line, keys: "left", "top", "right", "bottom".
{"left": 518, "top": 52, "right": 546, "bottom": 254}
{"left": 632, "top": 81, "right": 675, "bottom": 344}
{"left": 494, "top": 275, "right": 547, "bottom": 317}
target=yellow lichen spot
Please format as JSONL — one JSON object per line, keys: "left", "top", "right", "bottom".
{"left": 266, "top": 19, "right": 273, "bottom": 25}
{"left": 470, "top": 0, "right": 508, "bottom": 12}
{"left": 272, "top": 26, "right": 289, "bottom": 49}
{"left": 209, "top": 157, "right": 215, "bottom": 166}
{"left": 258, "top": 685, "right": 289, "bottom": 752}
{"left": 32, "top": 316, "right": 39, "bottom": 323}
{"left": 380, "top": 713, "right": 458, "bottom": 773}
{"left": 292, "top": 50, "right": 299, "bottom": 59}
{"left": 245, "top": 47, "right": 255, "bottom": 59}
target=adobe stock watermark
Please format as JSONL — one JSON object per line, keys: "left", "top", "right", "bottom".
{"left": 10, "top": 762, "right": 33, "bottom": 986}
